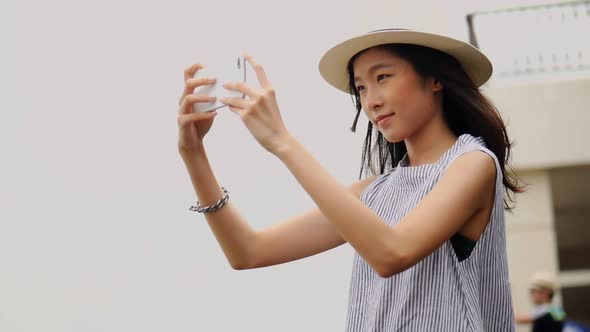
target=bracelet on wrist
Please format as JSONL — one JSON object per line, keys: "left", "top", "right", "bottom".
{"left": 190, "top": 187, "right": 229, "bottom": 213}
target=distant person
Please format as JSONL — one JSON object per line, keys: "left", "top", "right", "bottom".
{"left": 176, "top": 28, "right": 524, "bottom": 330}
{"left": 516, "top": 271, "right": 566, "bottom": 332}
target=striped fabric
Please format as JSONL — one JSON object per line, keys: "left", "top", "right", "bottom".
{"left": 345, "top": 134, "right": 515, "bottom": 332}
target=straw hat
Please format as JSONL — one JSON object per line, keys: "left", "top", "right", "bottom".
{"left": 319, "top": 28, "right": 493, "bottom": 94}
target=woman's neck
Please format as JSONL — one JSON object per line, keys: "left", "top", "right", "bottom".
{"left": 404, "top": 113, "right": 457, "bottom": 167}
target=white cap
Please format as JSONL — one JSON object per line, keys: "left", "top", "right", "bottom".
{"left": 530, "top": 271, "right": 557, "bottom": 291}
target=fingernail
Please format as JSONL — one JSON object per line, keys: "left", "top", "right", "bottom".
{"left": 209, "top": 96, "right": 216, "bottom": 101}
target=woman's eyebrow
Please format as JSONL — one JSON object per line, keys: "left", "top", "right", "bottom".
{"left": 354, "top": 63, "right": 395, "bottom": 82}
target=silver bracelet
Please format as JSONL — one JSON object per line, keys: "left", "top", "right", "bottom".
{"left": 190, "top": 187, "right": 229, "bottom": 213}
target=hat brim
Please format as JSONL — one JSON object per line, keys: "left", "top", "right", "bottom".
{"left": 319, "top": 29, "right": 493, "bottom": 93}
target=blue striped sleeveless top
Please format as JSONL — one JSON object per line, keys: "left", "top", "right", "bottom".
{"left": 345, "top": 134, "right": 515, "bottom": 331}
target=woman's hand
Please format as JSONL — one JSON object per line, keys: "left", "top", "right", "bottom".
{"left": 177, "top": 63, "right": 219, "bottom": 155}
{"left": 220, "top": 55, "right": 292, "bottom": 155}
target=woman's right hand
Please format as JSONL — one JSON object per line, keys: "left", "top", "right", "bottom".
{"left": 177, "top": 63, "right": 218, "bottom": 155}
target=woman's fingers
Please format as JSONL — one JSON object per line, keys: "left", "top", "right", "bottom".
{"left": 225, "top": 105, "right": 246, "bottom": 118}
{"left": 244, "top": 54, "right": 272, "bottom": 88}
{"left": 180, "top": 77, "right": 217, "bottom": 104}
{"left": 179, "top": 63, "right": 218, "bottom": 105}
{"left": 179, "top": 94, "right": 216, "bottom": 114}
{"left": 220, "top": 96, "right": 248, "bottom": 111}
{"left": 222, "top": 81, "right": 258, "bottom": 99}
{"left": 177, "top": 110, "right": 217, "bottom": 128}
{"left": 184, "top": 63, "right": 203, "bottom": 81}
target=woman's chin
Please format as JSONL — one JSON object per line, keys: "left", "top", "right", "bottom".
{"left": 381, "top": 131, "right": 406, "bottom": 144}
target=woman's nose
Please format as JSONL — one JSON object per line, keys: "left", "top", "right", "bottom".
{"left": 365, "top": 89, "right": 383, "bottom": 112}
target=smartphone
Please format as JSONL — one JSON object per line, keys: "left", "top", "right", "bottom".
{"left": 192, "top": 55, "right": 247, "bottom": 113}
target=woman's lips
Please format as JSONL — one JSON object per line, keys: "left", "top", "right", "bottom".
{"left": 377, "top": 114, "right": 394, "bottom": 126}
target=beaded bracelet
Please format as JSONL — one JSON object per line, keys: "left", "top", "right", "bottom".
{"left": 190, "top": 187, "right": 229, "bottom": 213}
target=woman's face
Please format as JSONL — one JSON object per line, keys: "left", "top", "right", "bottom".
{"left": 352, "top": 47, "right": 442, "bottom": 143}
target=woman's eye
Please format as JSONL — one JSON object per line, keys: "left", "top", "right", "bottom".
{"left": 356, "top": 85, "right": 365, "bottom": 92}
{"left": 377, "top": 74, "right": 390, "bottom": 82}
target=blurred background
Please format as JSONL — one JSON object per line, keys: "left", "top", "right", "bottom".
{"left": 1, "top": 0, "right": 588, "bottom": 331}
{"left": 468, "top": 1, "right": 590, "bottom": 329}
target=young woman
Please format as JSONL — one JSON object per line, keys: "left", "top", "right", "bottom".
{"left": 176, "top": 29, "right": 523, "bottom": 331}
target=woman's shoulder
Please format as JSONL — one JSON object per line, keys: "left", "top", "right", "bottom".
{"left": 447, "top": 134, "right": 499, "bottom": 169}
{"left": 454, "top": 134, "right": 488, "bottom": 154}
{"left": 441, "top": 135, "right": 501, "bottom": 200}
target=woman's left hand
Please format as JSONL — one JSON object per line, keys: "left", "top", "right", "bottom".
{"left": 221, "top": 55, "right": 292, "bottom": 155}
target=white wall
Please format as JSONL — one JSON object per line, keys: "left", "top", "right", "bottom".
{"left": 487, "top": 79, "right": 590, "bottom": 170}
{"left": 1, "top": 0, "right": 565, "bottom": 331}
{"left": 505, "top": 170, "right": 562, "bottom": 332}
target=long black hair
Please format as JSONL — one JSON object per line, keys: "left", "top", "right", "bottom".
{"left": 347, "top": 44, "right": 524, "bottom": 209}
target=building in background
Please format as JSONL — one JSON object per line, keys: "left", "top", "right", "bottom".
{"left": 468, "top": 0, "right": 590, "bottom": 329}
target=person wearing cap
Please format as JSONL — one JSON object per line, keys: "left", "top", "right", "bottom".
{"left": 516, "top": 272, "right": 566, "bottom": 332}
{"left": 176, "top": 29, "right": 524, "bottom": 331}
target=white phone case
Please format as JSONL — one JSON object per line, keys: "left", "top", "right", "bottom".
{"left": 192, "top": 55, "right": 246, "bottom": 113}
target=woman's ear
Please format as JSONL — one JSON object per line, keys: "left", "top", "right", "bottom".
{"left": 432, "top": 78, "right": 444, "bottom": 92}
